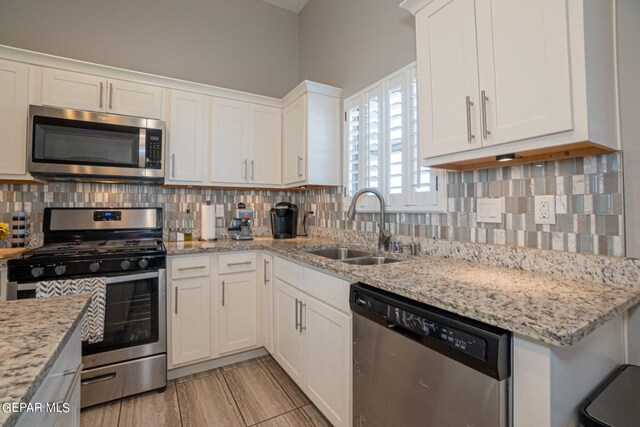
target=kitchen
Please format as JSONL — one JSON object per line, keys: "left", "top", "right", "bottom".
{"left": 0, "top": 0, "right": 639, "bottom": 426}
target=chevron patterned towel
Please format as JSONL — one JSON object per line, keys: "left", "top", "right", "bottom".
{"left": 36, "top": 277, "right": 107, "bottom": 344}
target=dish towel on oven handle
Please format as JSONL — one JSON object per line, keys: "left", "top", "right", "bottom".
{"left": 35, "top": 277, "right": 107, "bottom": 344}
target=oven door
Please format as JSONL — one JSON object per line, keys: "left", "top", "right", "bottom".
{"left": 82, "top": 270, "right": 166, "bottom": 370}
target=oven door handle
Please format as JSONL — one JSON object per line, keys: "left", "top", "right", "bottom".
{"left": 106, "top": 271, "right": 160, "bottom": 284}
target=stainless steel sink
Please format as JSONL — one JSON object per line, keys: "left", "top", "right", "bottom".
{"left": 305, "top": 247, "right": 373, "bottom": 260}
{"left": 340, "top": 256, "right": 402, "bottom": 265}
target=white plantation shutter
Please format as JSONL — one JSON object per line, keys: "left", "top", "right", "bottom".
{"left": 343, "top": 63, "right": 444, "bottom": 212}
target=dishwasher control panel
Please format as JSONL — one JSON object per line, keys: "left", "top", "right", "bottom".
{"left": 353, "top": 289, "right": 487, "bottom": 360}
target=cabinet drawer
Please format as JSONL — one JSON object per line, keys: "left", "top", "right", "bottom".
{"left": 303, "top": 268, "right": 351, "bottom": 313}
{"left": 274, "top": 257, "right": 304, "bottom": 286}
{"left": 171, "top": 255, "right": 211, "bottom": 279}
{"left": 218, "top": 252, "right": 256, "bottom": 274}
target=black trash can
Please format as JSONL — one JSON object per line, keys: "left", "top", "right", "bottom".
{"left": 579, "top": 364, "right": 640, "bottom": 427}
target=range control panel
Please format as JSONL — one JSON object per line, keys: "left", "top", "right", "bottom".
{"left": 93, "top": 211, "right": 122, "bottom": 221}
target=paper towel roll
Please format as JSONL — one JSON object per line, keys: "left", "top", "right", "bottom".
{"left": 201, "top": 204, "right": 216, "bottom": 240}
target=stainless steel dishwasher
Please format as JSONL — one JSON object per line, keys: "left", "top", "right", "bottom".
{"left": 350, "top": 283, "right": 511, "bottom": 427}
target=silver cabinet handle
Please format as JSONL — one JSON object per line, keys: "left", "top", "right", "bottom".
{"left": 251, "top": 160, "right": 255, "bottom": 181}
{"left": 99, "top": 82, "right": 104, "bottom": 109}
{"left": 481, "top": 90, "right": 491, "bottom": 140}
{"left": 295, "top": 298, "right": 299, "bottom": 330}
{"left": 109, "top": 82, "right": 113, "bottom": 109}
{"left": 178, "top": 265, "right": 206, "bottom": 271}
{"left": 227, "top": 261, "right": 252, "bottom": 267}
{"left": 171, "top": 153, "right": 176, "bottom": 178}
{"left": 175, "top": 287, "right": 178, "bottom": 314}
{"left": 54, "top": 363, "right": 83, "bottom": 405}
{"left": 263, "top": 260, "right": 269, "bottom": 285}
{"left": 222, "top": 281, "right": 225, "bottom": 306}
{"left": 297, "top": 155, "right": 303, "bottom": 178}
{"left": 466, "top": 96, "right": 475, "bottom": 143}
{"left": 244, "top": 159, "right": 248, "bottom": 181}
{"left": 299, "top": 302, "right": 306, "bottom": 333}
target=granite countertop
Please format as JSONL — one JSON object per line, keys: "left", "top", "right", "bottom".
{"left": 0, "top": 294, "right": 90, "bottom": 427}
{"left": 166, "top": 238, "right": 640, "bottom": 347}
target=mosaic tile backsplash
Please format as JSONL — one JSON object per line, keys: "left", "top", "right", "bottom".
{"left": 305, "top": 152, "right": 625, "bottom": 257}
{"left": 0, "top": 152, "right": 624, "bottom": 257}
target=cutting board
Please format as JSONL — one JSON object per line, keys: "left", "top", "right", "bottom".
{"left": 0, "top": 248, "right": 25, "bottom": 259}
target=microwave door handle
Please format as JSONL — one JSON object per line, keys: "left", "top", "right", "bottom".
{"left": 139, "top": 129, "right": 146, "bottom": 168}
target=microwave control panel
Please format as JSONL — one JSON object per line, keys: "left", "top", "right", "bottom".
{"left": 145, "top": 129, "right": 163, "bottom": 169}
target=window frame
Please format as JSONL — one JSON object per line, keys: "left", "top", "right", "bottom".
{"left": 342, "top": 62, "right": 446, "bottom": 213}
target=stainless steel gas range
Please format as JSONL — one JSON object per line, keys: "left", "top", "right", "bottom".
{"left": 7, "top": 207, "right": 167, "bottom": 408}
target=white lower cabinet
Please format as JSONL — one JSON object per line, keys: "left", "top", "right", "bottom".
{"left": 169, "top": 255, "right": 212, "bottom": 367}
{"left": 258, "top": 253, "right": 274, "bottom": 353}
{"left": 17, "top": 323, "right": 82, "bottom": 427}
{"left": 219, "top": 270, "right": 258, "bottom": 354}
{"left": 274, "top": 257, "right": 352, "bottom": 427}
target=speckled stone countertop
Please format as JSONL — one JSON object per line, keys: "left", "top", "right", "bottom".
{"left": 167, "top": 238, "right": 640, "bottom": 347}
{"left": 0, "top": 295, "right": 90, "bottom": 427}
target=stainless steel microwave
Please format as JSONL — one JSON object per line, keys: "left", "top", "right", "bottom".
{"left": 27, "top": 105, "right": 165, "bottom": 183}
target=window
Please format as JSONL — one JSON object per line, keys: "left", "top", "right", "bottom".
{"left": 344, "top": 63, "right": 445, "bottom": 212}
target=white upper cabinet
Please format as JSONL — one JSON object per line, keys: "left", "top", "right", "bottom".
{"left": 250, "top": 104, "right": 282, "bottom": 185}
{"left": 415, "top": 0, "right": 482, "bottom": 157}
{"left": 165, "top": 89, "right": 207, "bottom": 185}
{"left": 475, "top": 0, "right": 573, "bottom": 147}
{"left": 210, "top": 97, "right": 250, "bottom": 184}
{"left": 41, "top": 68, "right": 163, "bottom": 119}
{"left": 281, "top": 81, "right": 342, "bottom": 187}
{"left": 402, "top": 0, "right": 619, "bottom": 166}
{"left": 210, "top": 98, "right": 281, "bottom": 186}
{"left": 0, "top": 59, "right": 29, "bottom": 178}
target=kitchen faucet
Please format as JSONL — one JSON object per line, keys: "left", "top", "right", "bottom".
{"left": 346, "top": 188, "right": 392, "bottom": 250}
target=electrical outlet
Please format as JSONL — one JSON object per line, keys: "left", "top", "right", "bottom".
{"left": 535, "top": 195, "right": 556, "bottom": 224}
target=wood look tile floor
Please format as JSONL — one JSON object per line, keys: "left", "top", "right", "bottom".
{"left": 80, "top": 355, "right": 332, "bottom": 427}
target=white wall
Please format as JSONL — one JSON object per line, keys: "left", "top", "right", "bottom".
{"left": 298, "top": 0, "right": 416, "bottom": 99}
{"left": 0, "top": 0, "right": 299, "bottom": 98}
{"left": 617, "top": 0, "right": 640, "bottom": 364}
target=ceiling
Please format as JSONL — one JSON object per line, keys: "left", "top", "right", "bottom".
{"left": 260, "top": 0, "right": 310, "bottom": 13}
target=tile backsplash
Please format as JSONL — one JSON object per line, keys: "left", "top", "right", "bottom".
{"left": 0, "top": 152, "right": 625, "bottom": 257}
{"left": 305, "top": 152, "right": 625, "bottom": 257}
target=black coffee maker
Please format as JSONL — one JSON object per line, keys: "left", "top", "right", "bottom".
{"left": 270, "top": 202, "right": 298, "bottom": 239}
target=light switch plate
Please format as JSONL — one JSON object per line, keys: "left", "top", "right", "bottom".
{"left": 477, "top": 198, "right": 503, "bottom": 223}
{"left": 535, "top": 195, "right": 556, "bottom": 224}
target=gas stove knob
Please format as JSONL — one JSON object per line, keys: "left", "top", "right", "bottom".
{"left": 54, "top": 265, "right": 67, "bottom": 276}
{"left": 89, "top": 262, "right": 100, "bottom": 273}
{"left": 31, "top": 266, "right": 45, "bottom": 278}
{"left": 120, "top": 260, "right": 131, "bottom": 270}
{"left": 138, "top": 258, "right": 149, "bottom": 269}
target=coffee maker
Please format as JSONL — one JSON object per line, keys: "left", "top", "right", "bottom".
{"left": 270, "top": 202, "right": 298, "bottom": 239}
{"left": 228, "top": 203, "right": 255, "bottom": 240}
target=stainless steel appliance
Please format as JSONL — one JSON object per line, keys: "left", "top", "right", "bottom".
{"left": 350, "top": 283, "right": 511, "bottom": 427}
{"left": 270, "top": 202, "right": 298, "bottom": 239}
{"left": 27, "top": 105, "right": 164, "bottom": 183}
{"left": 228, "top": 203, "right": 254, "bottom": 240}
{"left": 7, "top": 208, "right": 167, "bottom": 408}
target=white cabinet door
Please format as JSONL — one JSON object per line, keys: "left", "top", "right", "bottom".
{"left": 166, "top": 90, "right": 207, "bottom": 184}
{"left": 258, "top": 254, "right": 274, "bottom": 352}
{"left": 171, "top": 275, "right": 211, "bottom": 366}
{"left": 41, "top": 68, "right": 104, "bottom": 112}
{"left": 416, "top": 0, "right": 482, "bottom": 158}
{"left": 249, "top": 104, "right": 281, "bottom": 185}
{"left": 282, "top": 95, "right": 306, "bottom": 185}
{"left": 273, "top": 278, "right": 306, "bottom": 384}
{"left": 210, "top": 97, "right": 249, "bottom": 184}
{"left": 304, "top": 296, "right": 351, "bottom": 427}
{"left": 475, "top": 0, "right": 573, "bottom": 146}
{"left": 0, "top": 59, "right": 28, "bottom": 176}
{"left": 107, "top": 79, "right": 163, "bottom": 119}
{"left": 219, "top": 271, "right": 258, "bottom": 354}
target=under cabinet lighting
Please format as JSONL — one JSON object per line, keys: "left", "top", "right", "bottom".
{"left": 496, "top": 153, "right": 516, "bottom": 162}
